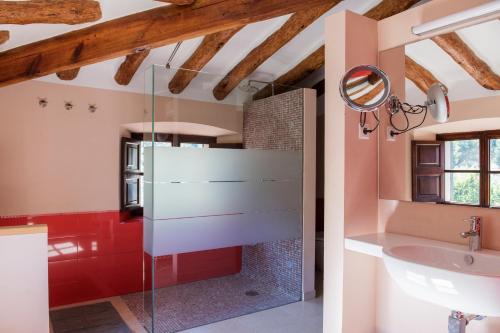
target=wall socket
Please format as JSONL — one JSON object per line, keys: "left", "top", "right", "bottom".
{"left": 359, "top": 126, "right": 370, "bottom": 140}
{"left": 387, "top": 127, "right": 396, "bottom": 141}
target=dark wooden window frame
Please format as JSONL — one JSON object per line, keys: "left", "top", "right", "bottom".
{"left": 436, "top": 129, "right": 500, "bottom": 208}
{"left": 120, "top": 133, "right": 235, "bottom": 214}
{"left": 120, "top": 137, "right": 143, "bottom": 215}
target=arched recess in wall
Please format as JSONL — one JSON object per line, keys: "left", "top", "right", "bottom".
{"left": 121, "top": 121, "right": 239, "bottom": 138}
{"left": 414, "top": 118, "right": 500, "bottom": 140}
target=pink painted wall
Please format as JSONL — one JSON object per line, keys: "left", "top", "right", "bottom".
{"left": 378, "top": 46, "right": 412, "bottom": 202}
{"left": 381, "top": 200, "right": 500, "bottom": 250}
{"left": 374, "top": 1, "right": 500, "bottom": 331}
{"left": 324, "top": 10, "right": 379, "bottom": 333}
{"left": 323, "top": 2, "right": 500, "bottom": 333}
{"left": 0, "top": 80, "right": 243, "bottom": 217}
{"left": 0, "top": 81, "right": 144, "bottom": 216}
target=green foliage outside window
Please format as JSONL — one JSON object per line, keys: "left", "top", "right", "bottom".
{"left": 490, "top": 139, "right": 500, "bottom": 206}
{"left": 447, "top": 138, "right": 500, "bottom": 206}
{"left": 447, "top": 140, "right": 479, "bottom": 205}
{"left": 449, "top": 173, "right": 479, "bottom": 205}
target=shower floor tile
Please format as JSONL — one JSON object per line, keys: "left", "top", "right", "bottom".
{"left": 122, "top": 274, "right": 297, "bottom": 333}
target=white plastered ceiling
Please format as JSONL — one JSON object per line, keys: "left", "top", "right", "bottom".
{"left": 405, "top": 19, "right": 500, "bottom": 105}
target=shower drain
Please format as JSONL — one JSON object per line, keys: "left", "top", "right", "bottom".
{"left": 245, "top": 290, "right": 259, "bottom": 297}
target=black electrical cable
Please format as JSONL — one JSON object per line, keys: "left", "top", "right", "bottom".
{"left": 359, "top": 111, "right": 380, "bottom": 134}
{"left": 389, "top": 100, "right": 427, "bottom": 136}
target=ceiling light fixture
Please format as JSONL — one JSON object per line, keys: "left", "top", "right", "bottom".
{"left": 411, "top": 1, "right": 500, "bottom": 36}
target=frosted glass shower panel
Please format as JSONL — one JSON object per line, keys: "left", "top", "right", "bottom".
{"left": 143, "top": 147, "right": 302, "bottom": 256}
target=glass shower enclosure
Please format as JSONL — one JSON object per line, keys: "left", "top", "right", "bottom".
{"left": 134, "top": 65, "right": 305, "bottom": 332}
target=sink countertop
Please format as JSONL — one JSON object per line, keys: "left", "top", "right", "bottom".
{"left": 0, "top": 224, "right": 47, "bottom": 236}
{"left": 345, "top": 232, "right": 500, "bottom": 258}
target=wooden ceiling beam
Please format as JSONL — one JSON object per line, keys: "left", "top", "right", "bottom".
{"left": 169, "top": 27, "right": 243, "bottom": 94}
{"left": 253, "top": 0, "right": 420, "bottom": 99}
{"left": 363, "top": 0, "right": 418, "bottom": 21}
{"left": 253, "top": 46, "right": 324, "bottom": 100}
{"left": 115, "top": 49, "right": 151, "bottom": 86}
{"left": 56, "top": 68, "right": 80, "bottom": 81}
{"left": 0, "top": 31, "right": 9, "bottom": 46}
{"left": 405, "top": 55, "right": 440, "bottom": 93}
{"left": 0, "top": 0, "right": 101, "bottom": 25}
{"left": 253, "top": 0, "right": 419, "bottom": 99}
{"left": 212, "top": 2, "right": 339, "bottom": 100}
{"left": 432, "top": 32, "right": 500, "bottom": 90}
{"left": 155, "top": 0, "right": 196, "bottom": 5}
{"left": 0, "top": 0, "right": 336, "bottom": 88}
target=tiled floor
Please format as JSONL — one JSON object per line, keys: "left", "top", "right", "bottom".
{"left": 50, "top": 272, "right": 324, "bottom": 333}
{"left": 122, "top": 274, "right": 298, "bottom": 333}
{"left": 50, "top": 302, "right": 131, "bottom": 333}
{"left": 50, "top": 297, "right": 146, "bottom": 333}
{"left": 181, "top": 296, "right": 323, "bottom": 333}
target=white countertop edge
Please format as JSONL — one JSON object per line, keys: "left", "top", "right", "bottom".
{"left": 345, "top": 236, "right": 384, "bottom": 257}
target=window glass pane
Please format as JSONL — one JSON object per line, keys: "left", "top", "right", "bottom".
{"left": 490, "top": 139, "right": 500, "bottom": 171}
{"left": 445, "top": 172, "right": 480, "bottom": 205}
{"left": 490, "top": 174, "right": 500, "bottom": 207}
{"left": 180, "top": 143, "right": 208, "bottom": 149}
{"left": 445, "top": 140, "right": 479, "bottom": 170}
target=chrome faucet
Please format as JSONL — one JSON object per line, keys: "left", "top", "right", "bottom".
{"left": 460, "top": 216, "right": 482, "bottom": 251}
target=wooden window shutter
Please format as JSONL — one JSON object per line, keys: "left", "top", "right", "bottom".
{"left": 412, "top": 141, "right": 445, "bottom": 202}
{"left": 120, "top": 138, "right": 143, "bottom": 212}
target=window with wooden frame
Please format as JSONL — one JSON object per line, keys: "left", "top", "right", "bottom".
{"left": 412, "top": 130, "right": 500, "bottom": 207}
{"left": 120, "top": 133, "right": 241, "bottom": 214}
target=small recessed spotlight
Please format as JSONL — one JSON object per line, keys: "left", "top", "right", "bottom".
{"left": 64, "top": 101, "right": 74, "bottom": 111}
{"left": 38, "top": 97, "right": 48, "bottom": 108}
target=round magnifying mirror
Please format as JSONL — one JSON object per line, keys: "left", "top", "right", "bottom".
{"left": 339, "top": 65, "right": 391, "bottom": 112}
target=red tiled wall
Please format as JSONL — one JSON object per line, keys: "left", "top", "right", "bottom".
{"left": 144, "top": 247, "right": 243, "bottom": 290}
{"left": 1, "top": 211, "right": 242, "bottom": 307}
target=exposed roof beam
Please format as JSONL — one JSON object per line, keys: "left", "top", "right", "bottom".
{"left": 56, "top": 68, "right": 80, "bottom": 81}
{"left": 253, "top": 0, "right": 420, "bottom": 99}
{"left": 253, "top": 46, "right": 324, "bottom": 100}
{"left": 155, "top": 0, "right": 196, "bottom": 5}
{"left": 169, "top": 27, "right": 243, "bottom": 94}
{"left": 405, "top": 55, "right": 440, "bottom": 94}
{"left": 363, "top": 0, "right": 419, "bottom": 21}
{"left": 432, "top": 32, "right": 500, "bottom": 90}
{"left": 115, "top": 49, "right": 151, "bottom": 86}
{"left": 0, "top": 31, "right": 9, "bottom": 46}
{"left": 212, "top": 2, "right": 339, "bottom": 100}
{"left": 0, "top": 0, "right": 101, "bottom": 25}
{"left": 0, "top": 0, "right": 335, "bottom": 88}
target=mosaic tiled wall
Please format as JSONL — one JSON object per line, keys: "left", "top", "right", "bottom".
{"left": 242, "top": 89, "right": 304, "bottom": 300}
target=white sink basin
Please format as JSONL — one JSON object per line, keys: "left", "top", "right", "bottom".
{"left": 383, "top": 244, "right": 500, "bottom": 316}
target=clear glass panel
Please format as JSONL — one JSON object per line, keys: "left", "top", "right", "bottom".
{"left": 138, "top": 65, "right": 303, "bottom": 333}
{"left": 445, "top": 172, "right": 480, "bottom": 205}
{"left": 142, "top": 65, "right": 155, "bottom": 333}
{"left": 444, "top": 140, "right": 480, "bottom": 170}
{"left": 490, "top": 139, "right": 500, "bottom": 171}
{"left": 490, "top": 174, "right": 500, "bottom": 207}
